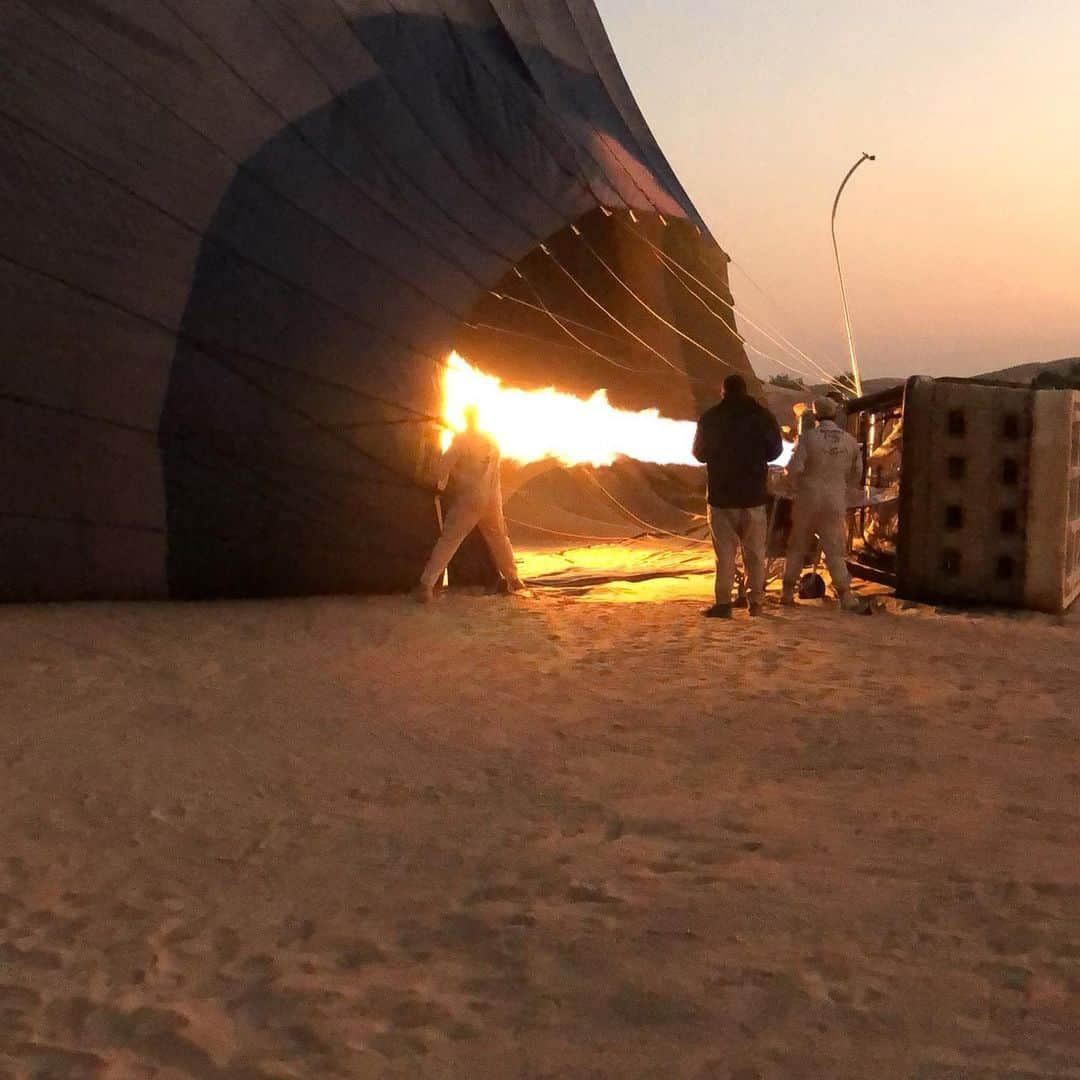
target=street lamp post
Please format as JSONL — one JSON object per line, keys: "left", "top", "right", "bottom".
{"left": 831, "top": 152, "right": 875, "bottom": 398}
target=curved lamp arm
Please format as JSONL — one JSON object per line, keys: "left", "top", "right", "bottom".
{"left": 831, "top": 152, "right": 875, "bottom": 398}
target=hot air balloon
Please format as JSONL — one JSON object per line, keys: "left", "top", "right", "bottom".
{"left": 1, "top": 0, "right": 754, "bottom": 600}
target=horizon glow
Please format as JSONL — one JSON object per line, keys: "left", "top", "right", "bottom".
{"left": 595, "top": 0, "right": 1080, "bottom": 382}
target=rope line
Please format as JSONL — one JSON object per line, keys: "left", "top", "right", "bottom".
{"left": 543, "top": 248, "right": 690, "bottom": 376}
{"left": 584, "top": 471, "right": 711, "bottom": 546}
{"left": 730, "top": 257, "right": 826, "bottom": 369}
{"left": 490, "top": 292, "right": 642, "bottom": 349}
{"left": 505, "top": 516, "right": 643, "bottom": 542}
{"left": 685, "top": 244, "right": 846, "bottom": 389}
{"left": 651, "top": 246, "right": 847, "bottom": 392}
{"left": 667, "top": 262, "right": 844, "bottom": 390}
{"left": 615, "top": 220, "right": 846, "bottom": 390}
{"left": 514, "top": 272, "right": 647, "bottom": 374}
{"left": 463, "top": 321, "right": 647, "bottom": 373}
{"left": 576, "top": 234, "right": 739, "bottom": 374}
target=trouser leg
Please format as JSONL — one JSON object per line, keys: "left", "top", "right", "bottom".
{"left": 817, "top": 510, "right": 852, "bottom": 592}
{"left": 783, "top": 501, "right": 816, "bottom": 588}
{"left": 477, "top": 505, "right": 519, "bottom": 582}
{"left": 740, "top": 506, "right": 768, "bottom": 604}
{"left": 419, "top": 503, "right": 482, "bottom": 588}
{"left": 709, "top": 507, "right": 738, "bottom": 606}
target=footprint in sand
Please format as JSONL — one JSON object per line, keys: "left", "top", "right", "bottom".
{"left": 566, "top": 883, "right": 622, "bottom": 905}
{"left": 3, "top": 857, "right": 29, "bottom": 890}
{"left": 0, "top": 983, "right": 42, "bottom": 1046}
{"left": 0, "top": 893, "right": 23, "bottom": 933}
{"left": 0, "top": 941, "right": 63, "bottom": 971}
{"left": 464, "top": 882, "right": 530, "bottom": 905}
{"left": 351, "top": 986, "right": 478, "bottom": 1061}
{"left": 607, "top": 983, "right": 702, "bottom": 1027}
{"left": 335, "top": 939, "right": 387, "bottom": 970}
{"left": 39, "top": 997, "right": 269, "bottom": 1079}
{"left": 9, "top": 1043, "right": 105, "bottom": 1079}
{"left": 276, "top": 916, "right": 317, "bottom": 948}
{"left": 369, "top": 1029, "right": 428, "bottom": 1060}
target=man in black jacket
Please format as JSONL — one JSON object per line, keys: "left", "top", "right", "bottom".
{"left": 692, "top": 374, "right": 783, "bottom": 618}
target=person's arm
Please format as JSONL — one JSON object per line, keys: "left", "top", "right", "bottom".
{"left": 692, "top": 417, "right": 709, "bottom": 463}
{"left": 436, "top": 436, "right": 462, "bottom": 491}
{"left": 848, "top": 441, "right": 865, "bottom": 490}
{"left": 787, "top": 433, "right": 809, "bottom": 480}
{"left": 761, "top": 410, "right": 783, "bottom": 463}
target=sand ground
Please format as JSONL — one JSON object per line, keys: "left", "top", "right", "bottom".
{"left": 1, "top": 567, "right": 1078, "bottom": 1079}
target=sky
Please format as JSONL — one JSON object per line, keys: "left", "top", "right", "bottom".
{"left": 595, "top": 0, "right": 1080, "bottom": 381}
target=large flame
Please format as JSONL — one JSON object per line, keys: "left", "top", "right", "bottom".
{"left": 441, "top": 352, "right": 698, "bottom": 466}
{"left": 441, "top": 352, "right": 794, "bottom": 468}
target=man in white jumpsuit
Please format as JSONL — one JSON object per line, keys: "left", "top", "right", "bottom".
{"left": 414, "top": 406, "right": 524, "bottom": 602}
{"left": 782, "top": 397, "right": 865, "bottom": 611}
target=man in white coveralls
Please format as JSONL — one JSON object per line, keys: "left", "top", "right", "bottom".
{"left": 782, "top": 397, "right": 867, "bottom": 612}
{"left": 414, "top": 405, "right": 524, "bottom": 603}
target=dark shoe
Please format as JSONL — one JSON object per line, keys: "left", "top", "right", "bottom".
{"left": 748, "top": 603, "right": 763, "bottom": 617}
{"left": 703, "top": 604, "right": 733, "bottom": 620}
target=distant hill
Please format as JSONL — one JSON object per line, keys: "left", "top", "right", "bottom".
{"left": 763, "top": 357, "right": 1078, "bottom": 426}
{"left": 762, "top": 384, "right": 809, "bottom": 428}
{"left": 978, "top": 357, "right": 1080, "bottom": 385}
{"left": 818, "top": 358, "right": 1080, "bottom": 393}
{"left": 862, "top": 357, "right": 1080, "bottom": 388}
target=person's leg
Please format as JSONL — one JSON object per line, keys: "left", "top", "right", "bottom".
{"left": 782, "top": 500, "right": 814, "bottom": 601}
{"left": 732, "top": 547, "right": 747, "bottom": 606}
{"left": 477, "top": 506, "right": 523, "bottom": 588}
{"left": 740, "top": 506, "right": 768, "bottom": 609}
{"left": 419, "top": 503, "right": 482, "bottom": 590}
{"left": 818, "top": 508, "right": 860, "bottom": 607}
{"left": 709, "top": 507, "right": 738, "bottom": 610}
